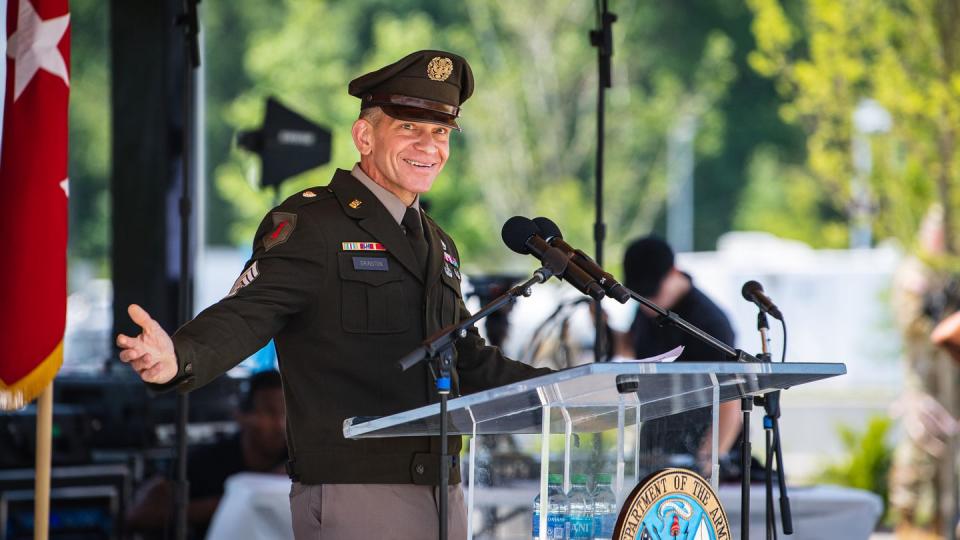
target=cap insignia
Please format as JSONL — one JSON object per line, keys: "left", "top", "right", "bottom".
{"left": 427, "top": 57, "right": 454, "bottom": 82}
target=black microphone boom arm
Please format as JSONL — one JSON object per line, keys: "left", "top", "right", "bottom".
{"left": 397, "top": 254, "right": 565, "bottom": 372}
{"left": 627, "top": 288, "right": 757, "bottom": 363}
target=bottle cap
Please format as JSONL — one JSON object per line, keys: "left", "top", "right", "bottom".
{"left": 548, "top": 473, "right": 563, "bottom": 485}
{"left": 595, "top": 473, "right": 612, "bottom": 483}
{"left": 572, "top": 473, "right": 589, "bottom": 485}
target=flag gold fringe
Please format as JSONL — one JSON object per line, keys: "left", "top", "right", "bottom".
{"left": 0, "top": 341, "right": 64, "bottom": 410}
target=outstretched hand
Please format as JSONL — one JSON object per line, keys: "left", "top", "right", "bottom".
{"left": 116, "top": 304, "right": 179, "bottom": 384}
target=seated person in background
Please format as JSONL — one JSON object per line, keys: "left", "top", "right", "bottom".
{"left": 616, "top": 236, "right": 743, "bottom": 479}
{"left": 126, "top": 370, "right": 287, "bottom": 538}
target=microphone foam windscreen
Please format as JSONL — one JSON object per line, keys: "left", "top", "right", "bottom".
{"left": 741, "top": 280, "right": 763, "bottom": 301}
{"left": 501, "top": 216, "right": 539, "bottom": 254}
{"left": 532, "top": 217, "right": 562, "bottom": 240}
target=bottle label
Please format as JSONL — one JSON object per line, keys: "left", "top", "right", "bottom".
{"left": 532, "top": 513, "right": 568, "bottom": 539}
{"left": 547, "top": 513, "right": 567, "bottom": 539}
{"left": 594, "top": 513, "right": 615, "bottom": 537}
{"left": 569, "top": 515, "right": 593, "bottom": 539}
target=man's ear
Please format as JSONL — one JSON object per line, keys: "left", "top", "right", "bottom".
{"left": 352, "top": 119, "right": 374, "bottom": 156}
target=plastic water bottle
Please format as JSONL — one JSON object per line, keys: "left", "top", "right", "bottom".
{"left": 532, "top": 473, "right": 569, "bottom": 539}
{"left": 567, "top": 474, "right": 594, "bottom": 539}
{"left": 592, "top": 473, "right": 617, "bottom": 540}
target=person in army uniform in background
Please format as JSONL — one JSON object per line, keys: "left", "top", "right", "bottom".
{"left": 116, "top": 50, "right": 551, "bottom": 540}
{"left": 888, "top": 206, "right": 960, "bottom": 540}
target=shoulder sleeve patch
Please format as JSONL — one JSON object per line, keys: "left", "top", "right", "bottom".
{"left": 262, "top": 211, "right": 298, "bottom": 252}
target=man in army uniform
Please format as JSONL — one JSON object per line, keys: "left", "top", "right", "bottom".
{"left": 117, "top": 50, "right": 550, "bottom": 539}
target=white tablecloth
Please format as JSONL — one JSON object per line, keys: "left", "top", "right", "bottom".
{"left": 719, "top": 483, "right": 882, "bottom": 540}
{"left": 205, "top": 473, "right": 882, "bottom": 540}
{"left": 206, "top": 473, "right": 294, "bottom": 540}
{"left": 472, "top": 481, "right": 882, "bottom": 540}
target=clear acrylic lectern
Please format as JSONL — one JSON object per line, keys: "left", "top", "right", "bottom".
{"left": 345, "top": 361, "right": 845, "bottom": 539}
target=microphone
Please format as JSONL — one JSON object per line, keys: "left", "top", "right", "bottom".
{"left": 532, "top": 217, "right": 630, "bottom": 303}
{"left": 741, "top": 280, "right": 783, "bottom": 321}
{"left": 501, "top": 216, "right": 606, "bottom": 301}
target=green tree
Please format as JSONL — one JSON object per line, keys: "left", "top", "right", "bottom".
{"left": 210, "top": 0, "right": 746, "bottom": 272}
{"left": 746, "top": 0, "right": 960, "bottom": 255}
{"left": 67, "top": 0, "right": 111, "bottom": 277}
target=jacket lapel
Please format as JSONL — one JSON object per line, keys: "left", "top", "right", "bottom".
{"left": 329, "top": 169, "right": 424, "bottom": 283}
{"left": 423, "top": 214, "right": 444, "bottom": 289}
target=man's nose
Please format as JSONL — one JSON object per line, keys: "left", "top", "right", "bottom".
{"left": 414, "top": 131, "right": 437, "bottom": 153}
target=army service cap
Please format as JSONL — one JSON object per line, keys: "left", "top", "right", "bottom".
{"left": 349, "top": 50, "right": 474, "bottom": 131}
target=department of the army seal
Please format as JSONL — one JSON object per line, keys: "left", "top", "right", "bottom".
{"left": 615, "top": 468, "right": 729, "bottom": 540}
{"left": 427, "top": 56, "right": 454, "bottom": 81}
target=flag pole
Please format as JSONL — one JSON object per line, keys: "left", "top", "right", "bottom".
{"left": 34, "top": 382, "right": 53, "bottom": 540}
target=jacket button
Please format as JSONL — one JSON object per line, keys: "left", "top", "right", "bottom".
{"left": 416, "top": 464, "right": 425, "bottom": 475}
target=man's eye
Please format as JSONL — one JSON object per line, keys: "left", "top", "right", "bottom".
{"left": 435, "top": 127, "right": 448, "bottom": 135}
{"left": 401, "top": 123, "right": 414, "bottom": 130}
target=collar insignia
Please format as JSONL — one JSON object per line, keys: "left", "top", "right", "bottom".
{"left": 349, "top": 198, "right": 363, "bottom": 209}
{"left": 443, "top": 252, "right": 459, "bottom": 269}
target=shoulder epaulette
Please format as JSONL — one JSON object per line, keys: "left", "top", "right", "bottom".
{"left": 278, "top": 186, "right": 335, "bottom": 210}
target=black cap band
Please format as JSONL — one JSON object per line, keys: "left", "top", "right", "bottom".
{"left": 363, "top": 93, "right": 461, "bottom": 117}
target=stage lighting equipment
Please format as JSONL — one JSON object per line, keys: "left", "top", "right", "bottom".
{"left": 237, "top": 97, "right": 332, "bottom": 188}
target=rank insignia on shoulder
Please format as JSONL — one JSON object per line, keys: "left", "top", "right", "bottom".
{"left": 443, "top": 252, "right": 459, "bottom": 269}
{"left": 226, "top": 261, "right": 259, "bottom": 297}
{"left": 342, "top": 242, "right": 386, "bottom": 251}
{"left": 349, "top": 199, "right": 363, "bottom": 209}
{"left": 302, "top": 190, "right": 317, "bottom": 198}
{"left": 263, "top": 212, "right": 297, "bottom": 252}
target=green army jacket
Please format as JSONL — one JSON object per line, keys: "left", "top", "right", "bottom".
{"left": 162, "top": 169, "right": 551, "bottom": 485}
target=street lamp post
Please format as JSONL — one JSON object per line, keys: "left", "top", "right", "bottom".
{"left": 850, "top": 98, "right": 892, "bottom": 248}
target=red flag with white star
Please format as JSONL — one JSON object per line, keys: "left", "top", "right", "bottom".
{"left": 0, "top": 0, "right": 70, "bottom": 409}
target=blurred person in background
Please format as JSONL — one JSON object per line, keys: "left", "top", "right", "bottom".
{"left": 615, "top": 236, "right": 744, "bottom": 479}
{"left": 889, "top": 205, "right": 960, "bottom": 539}
{"left": 125, "top": 370, "right": 287, "bottom": 539}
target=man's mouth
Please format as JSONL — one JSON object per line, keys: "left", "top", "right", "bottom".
{"left": 403, "top": 158, "right": 436, "bottom": 169}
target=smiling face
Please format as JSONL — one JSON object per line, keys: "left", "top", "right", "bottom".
{"left": 352, "top": 108, "right": 451, "bottom": 205}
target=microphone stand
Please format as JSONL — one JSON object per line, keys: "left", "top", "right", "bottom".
{"left": 397, "top": 263, "right": 560, "bottom": 540}
{"left": 623, "top": 287, "right": 756, "bottom": 539}
{"left": 589, "top": 0, "right": 616, "bottom": 363}
{"left": 753, "top": 313, "right": 793, "bottom": 538}
{"left": 173, "top": 2, "right": 200, "bottom": 540}
{"left": 626, "top": 289, "right": 756, "bottom": 362}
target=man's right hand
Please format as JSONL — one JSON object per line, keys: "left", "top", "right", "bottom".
{"left": 116, "top": 304, "right": 179, "bottom": 384}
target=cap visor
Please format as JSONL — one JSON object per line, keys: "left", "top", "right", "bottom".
{"left": 381, "top": 105, "right": 461, "bottom": 132}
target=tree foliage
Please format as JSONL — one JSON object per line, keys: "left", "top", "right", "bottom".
{"left": 746, "top": 0, "right": 960, "bottom": 255}
{"left": 67, "top": 1, "right": 799, "bottom": 278}
{"left": 206, "top": 0, "right": 749, "bottom": 270}
{"left": 67, "top": 0, "right": 110, "bottom": 273}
